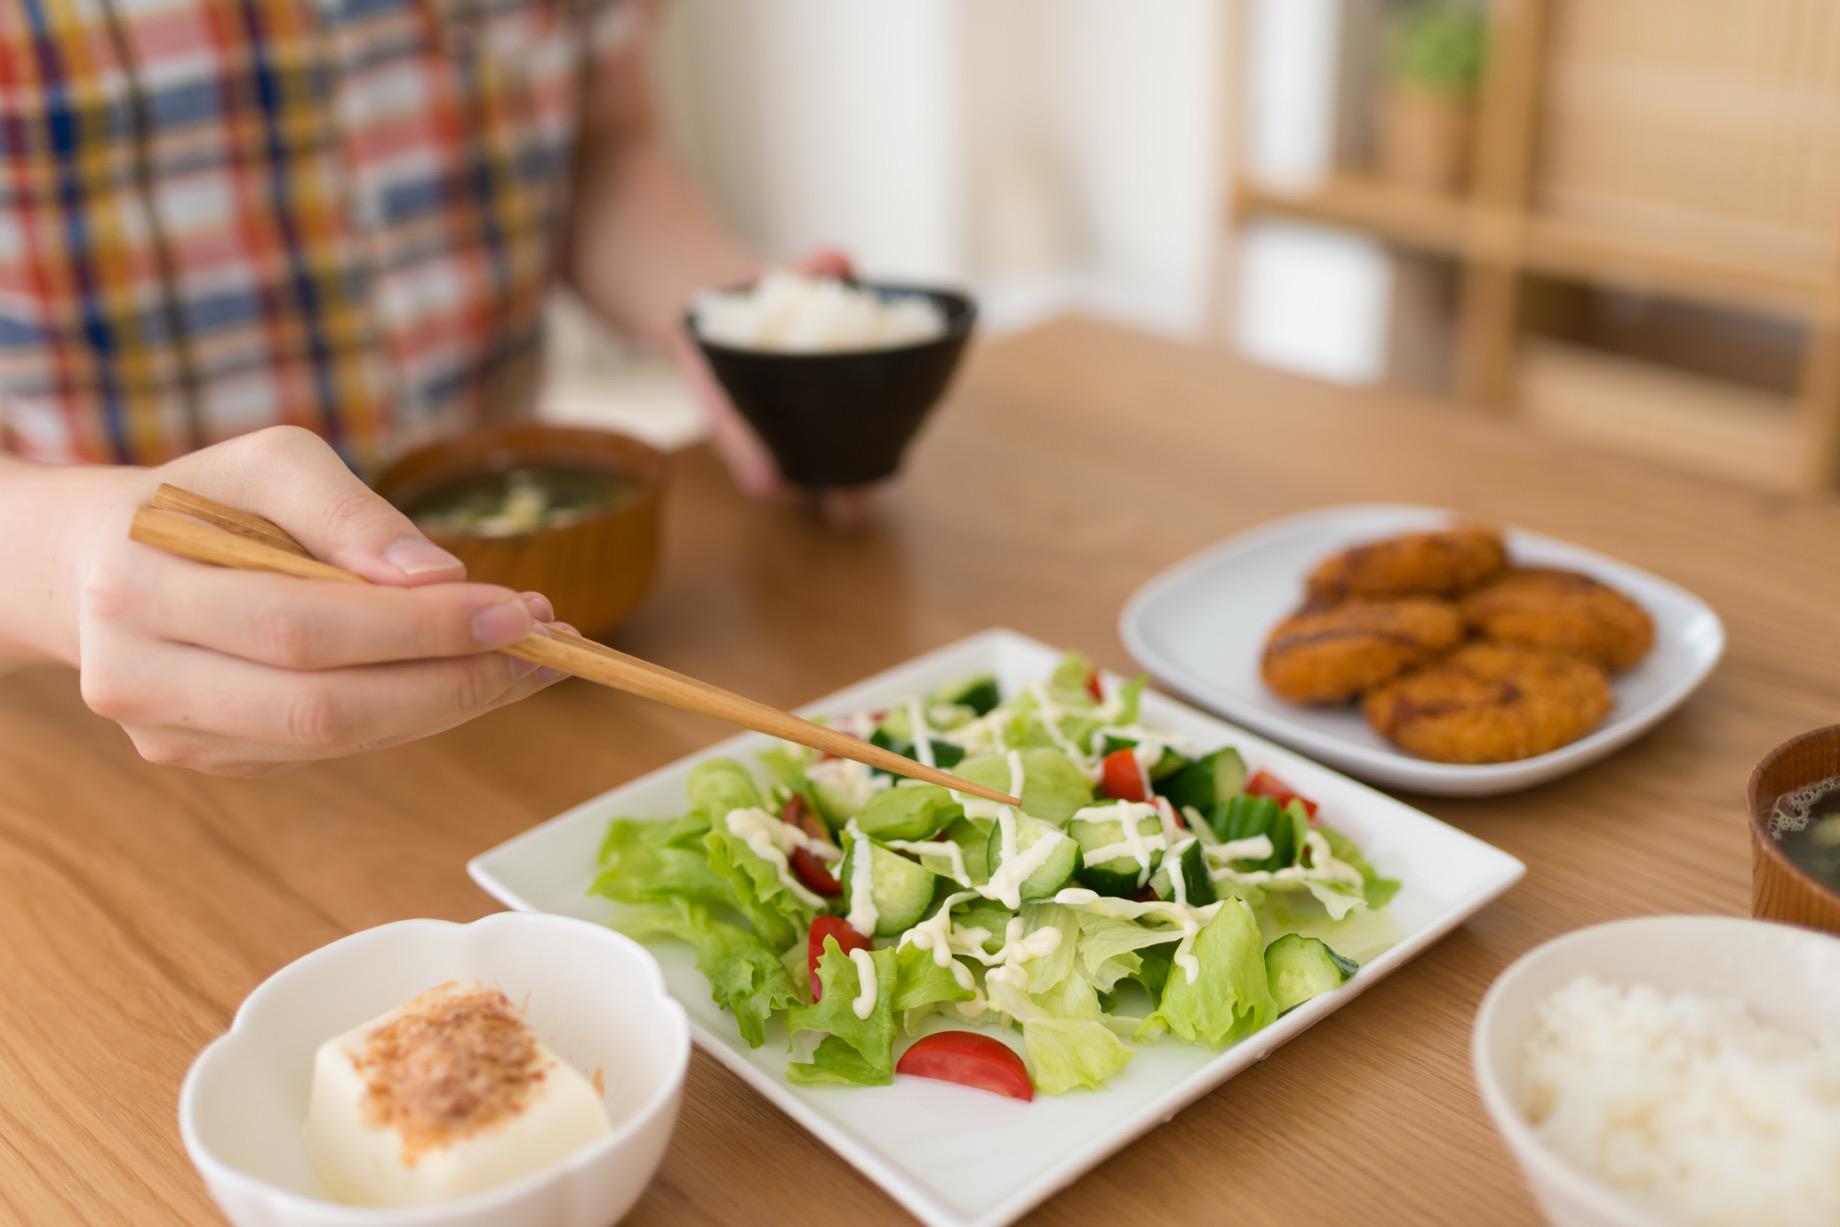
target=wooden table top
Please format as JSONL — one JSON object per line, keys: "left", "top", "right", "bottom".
{"left": 5, "top": 316, "right": 1838, "bottom": 1227}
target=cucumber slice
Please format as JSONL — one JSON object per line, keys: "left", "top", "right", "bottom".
{"left": 933, "top": 673, "right": 1001, "bottom": 716}
{"left": 854, "top": 784, "right": 963, "bottom": 841}
{"left": 1264, "top": 933, "right": 1358, "bottom": 1014}
{"left": 1069, "top": 806, "right": 1166, "bottom": 897}
{"left": 941, "top": 816, "right": 993, "bottom": 885}
{"left": 868, "top": 726, "right": 966, "bottom": 773}
{"left": 1151, "top": 839, "right": 1216, "bottom": 906}
{"left": 1156, "top": 747, "right": 1248, "bottom": 814}
{"left": 1099, "top": 734, "right": 1191, "bottom": 781}
{"left": 984, "top": 813, "right": 1080, "bottom": 901}
{"left": 840, "top": 837, "right": 942, "bottom": 937}
{"left": 1210, "top": 794, "right": 1294, "bottom": 870}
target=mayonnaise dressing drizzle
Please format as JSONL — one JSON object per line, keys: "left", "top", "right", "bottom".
{"left": 897, "top": 890, "right": 982, "bottom": 993}
{"left": 723, "top": 807, "right": 835, "bottom": 908}
{"left": 981, "top": 916, "right": 1064, "bottom": 991}
{"left": 1205, "top": 831, "right": 1358, "bottom": 888}
{"left": 1023, "top": 683, "right": 1091, "bottom": 770}
{"left": 904, "top": 697, "right": 936, "bottom": 770}
{"left": 982, "top": 817, "right": 1067, "bottom": 909}
{"left": 848, "top": 947, "right": 878, "bottom": 1019}
{"left": 883, "top": 837, "right": 970, "bottom": 886}
{"left": 844, "top": 820, "right": 879, "bottom": 937}
{"left": 807, "top": 756, "right": 891, "bottom": 813}
{"left": 1069, "top": 801, "right": 1164, "bottom": 884}
{"left": 1051, "top": 887, "right": 1227, "bottom": 984}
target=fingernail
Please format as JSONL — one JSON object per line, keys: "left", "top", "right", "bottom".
{"left": 519, "top": 591, "right": 555, "bottom": 623}
{"left": 534, "top": 667, "right": 567, "bottom": 684}
{"left": 385, "top": 537, "right": 463, "bottom": 577}
{"left": 472, "top": 600, "right": 532, "bottom": 647}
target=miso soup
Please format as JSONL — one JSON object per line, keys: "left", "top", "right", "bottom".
{"left": 1769, "top": 774, "right": 1840, "bottom": 893}
{"left": 403, "top": 464, "right": 634, "bottom": 538}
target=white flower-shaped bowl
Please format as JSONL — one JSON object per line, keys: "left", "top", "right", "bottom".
{"left": 179, "top": 912, "right": 689, "bottom": 1227}
{"left": 1471, "top": 915, "right": 1840, "bottom": 1227}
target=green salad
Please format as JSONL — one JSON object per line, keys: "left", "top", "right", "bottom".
{"left": 591, "top": 652, "right": 1401, "bottom": 1100}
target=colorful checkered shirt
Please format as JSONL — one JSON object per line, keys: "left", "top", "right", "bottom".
{"left": 0, "top": 0, "right": 619, "bottom": 470}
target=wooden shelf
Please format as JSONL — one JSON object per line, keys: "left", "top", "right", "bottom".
{"left": 1518, "top": 340, "right": 1811, "bottom": 491}
{"left": 1224, "top": 0, "right": 1840, "bottom": 490}
{"left": 1234, "top": 175, "right": 1831, "bottom": 320}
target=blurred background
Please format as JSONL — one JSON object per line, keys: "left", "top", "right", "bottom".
{"left": 547, "top": 0, "right": 1840, "bottom": 493}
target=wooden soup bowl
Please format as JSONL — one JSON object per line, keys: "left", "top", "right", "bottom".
{"left": 373, "top": 424, "right": 667, "bottom": 640}
{"left": 1746, "top": 724, "right": 1840, "bottom": 935}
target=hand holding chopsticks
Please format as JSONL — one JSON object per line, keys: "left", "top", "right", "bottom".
{"left": 131, "top": 485, "right": 1020, "bottom": 805}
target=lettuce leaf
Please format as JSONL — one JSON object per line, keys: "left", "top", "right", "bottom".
{"left": 1047, "top": 651, "right": 1100, "bottom": 706}
{"left": 616, "top": 899, "right": 795, "bottom": 1047}
{"left": 786, "top": 940, "right": 898, "bottom": 1086}
{"left": 891, "top": 941, "right": 976, "bottom": 1014}
{"left": 1137, "top": 899, "right": 1275, "bottom": 1048}
{"left": 1073, "top": 909, "right": 1186, "bottom": 994}
{"left": 982, "top": 905, "right": 1134, "bottom": 1093}
{"left": 590, "top": 822, "right": 737, "bottom": 912}
{"left": 1113, "top": 674, "right": 1146, "bottom": 725}
{"left": 1318, "top": 823, "right": 1401, "bottom": 909}
{"left": 703, "top": 821, "right": 813, "bottom": 953}
{"left": 686, "top": 758, "right": 765, "bottom": 819}
{"left": 596, "top": 812, "right": 710, "bottom": 863}
{"left": 788, "top": 1034, "right": 890, "bottom": 1087}
{"left": 1022, "top": 1016, "right": 1134, "bottom": 1094}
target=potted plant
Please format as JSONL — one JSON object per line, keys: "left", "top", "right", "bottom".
{"left": 1379, "top": 0, "right": 1487, "bottom": 194}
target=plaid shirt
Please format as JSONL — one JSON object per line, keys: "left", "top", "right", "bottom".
{"left": 0, "top": 0, "right": 617, "bottom": 470}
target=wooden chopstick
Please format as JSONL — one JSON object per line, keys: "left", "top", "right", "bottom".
{"left": 151, "top": 483, "right": 307, "bottom": 556}
{"left": 128, "top": 498, "right": 1020, "bottom": 807}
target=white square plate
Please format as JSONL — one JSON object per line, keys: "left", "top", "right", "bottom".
{"left": 1119, "top": 504, "right": 1726, "bottom": 797}
{"left": 469, "top": 629, "right": 1525, "bottom": 1227}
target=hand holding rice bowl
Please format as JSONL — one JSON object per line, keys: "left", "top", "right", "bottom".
{"left": 1472, "top": 916, "right": 1840, "bottom": 1227}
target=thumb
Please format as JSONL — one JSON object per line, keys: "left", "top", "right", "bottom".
{"left": 794, "top": 248, "right": 854, "bottom": 280}
{"left": 207, "top": 427, "right": 468, "bottom": 587}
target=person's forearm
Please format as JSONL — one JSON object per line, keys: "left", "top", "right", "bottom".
{"left": 0, "top": 456, "right": 137, "bottom": 668}
{"left": 565, "top": 134, "right": 759, "bottom": 349}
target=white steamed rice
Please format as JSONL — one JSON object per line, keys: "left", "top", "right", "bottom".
{"left": 1521, "top": 976, "right": 1840, "bottom": 1227}
{"left": 693, "top": 270, "right": 946, "bottom": 353}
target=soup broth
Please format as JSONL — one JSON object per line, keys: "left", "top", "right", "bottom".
{"left": 1770, "top": 774, "right": 1840, "bottom": 893}
{"left": 403, "top": 464, "right": 634, "bottom": 538}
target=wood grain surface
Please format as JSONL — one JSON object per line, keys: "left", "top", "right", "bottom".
{"left": 3, "top": 317, "right": 1838, "bottom": 1227}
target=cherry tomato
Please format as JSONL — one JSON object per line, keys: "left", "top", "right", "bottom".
{"left": 896, "top": 1031, "right": 1034, "bottom": 1102}
{"left": 1084, "top": 667, "right": 1103, "bottom": 702}
{"left": 1246, "top": 769, "right": 1319, "bottom": 820}
{"left": 781, "top": 795, "right": 843, "bottom": 898}
{"left": 1099, "top": 748, "right": 1148, "bottom": 802}
{"left": 806, "top": 916, "right": 872, "bottom": 1001}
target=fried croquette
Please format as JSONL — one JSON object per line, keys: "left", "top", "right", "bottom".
{"left": 1361, "top": 643, "right": 1612, "bottom": 763}
{"left": 1460, "top": 567, "right": 1654, "bottom": 673}
{"left": 1261, "top": 598, "right": 1464, "bottom": 705}
{"left": 1305, "top": 526, "right": 1508, "bottom": 604}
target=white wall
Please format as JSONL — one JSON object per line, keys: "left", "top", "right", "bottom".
{"left": 654, "top": 1, "right": 964, "bottom": 281}
{"left": 653, "top": 0, "right": 1227, "bottom": 338}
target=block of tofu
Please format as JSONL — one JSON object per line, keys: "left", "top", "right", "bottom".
{"left": 303, "top": 981, "right": 611, "bottom": 1206}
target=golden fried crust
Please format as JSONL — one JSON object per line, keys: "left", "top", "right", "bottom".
{"left": 1461, "top": 567, "right": 1655, "bottom": 673}
{"left": 1361, "top": 643, "right": 1612, "bottom": 763}
{"left": 1261, "top": 598, "right": 1464, "bottom": 705}
{"left": 1305, "top": 526, "right": 1508, "bottom": 604}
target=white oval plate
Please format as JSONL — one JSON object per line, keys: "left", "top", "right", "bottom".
{"left": 1119, "top": 504, "right": 1725, "bottom": 797}
{"left": 469, "top": 628, "right": 1525, "bottom": 1227}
